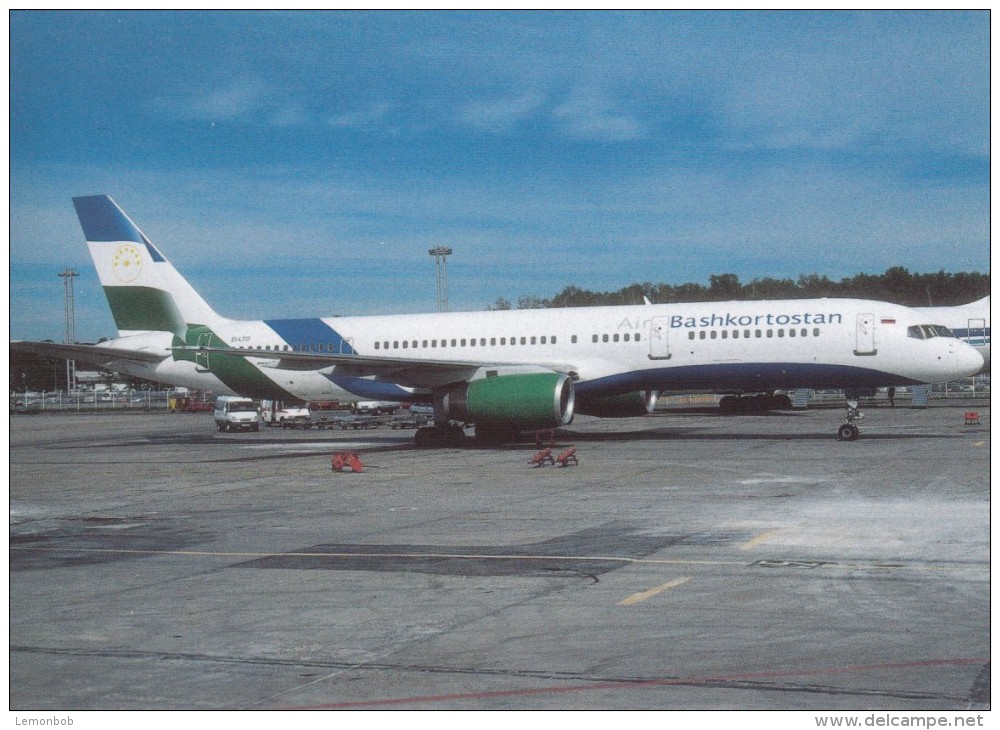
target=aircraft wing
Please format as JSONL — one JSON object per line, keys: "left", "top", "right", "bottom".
{"left": 11, "top": 340, "right": 169, "bottom": 368}
{"left": 179, "top": 345, "right": 579, "bottom": 389}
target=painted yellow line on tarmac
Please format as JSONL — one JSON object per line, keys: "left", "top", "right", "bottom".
{"left": 619, "top": 576, "right": 692, "bottom": 606}
{"left": 740, "top": 529, "right": 780, "bottom": 551}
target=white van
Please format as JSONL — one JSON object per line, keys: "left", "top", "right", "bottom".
{"left": 213, "top": 396, "right": 260, "bottom": 432}
{"left": 260, "top": 399, "right": 311, "bottom": 426}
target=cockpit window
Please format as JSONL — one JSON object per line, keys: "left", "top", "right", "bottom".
{"left": 908, "top": 324, "right": 957, "bottom": 340}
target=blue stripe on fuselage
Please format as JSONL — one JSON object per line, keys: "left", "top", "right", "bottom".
{"left": 264, "top": 318, "right": 356, "bottom": 353}
{"left": 575, "top": 362, "right": 924, "bottom": 398}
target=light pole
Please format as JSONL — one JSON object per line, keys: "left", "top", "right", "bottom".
{"left": 59, "top": 268, "right": 78, "bottom": 392}
{"left": 428, "top": 246, "right": 453, "bottom": 312}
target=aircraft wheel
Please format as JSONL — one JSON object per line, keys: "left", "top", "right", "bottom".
{"left": 837, "top": 423, "right": 859, "bottom": 441}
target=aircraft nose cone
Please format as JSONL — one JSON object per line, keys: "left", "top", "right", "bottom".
{"left": 959, "top": 344, "right": 986, "bottom": 376}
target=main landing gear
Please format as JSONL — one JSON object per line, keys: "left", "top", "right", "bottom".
{"left": 837, "top": 399, "right": 864, "bottom": 441}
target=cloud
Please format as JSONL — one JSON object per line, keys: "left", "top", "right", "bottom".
{"left": 457, "top": 92, "right": 546, "bottom": 134}
{"left": 153, "top": 78, "right": 316, "bottom": 129}
{"left": 327, "top": 101, "right": 392, "bottom": 130}
{"left": 552, "top": 85, "right": 643, "bottom": 143}
{"left": 165, "top": 78, "right": 270, "bottom": 122}
{"left": 268, "top": 103, "right": 311, "bottom": 129}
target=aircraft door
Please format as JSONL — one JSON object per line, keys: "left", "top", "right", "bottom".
{"left": 854, "top": 313, "right": 876, "bottom": 356}
{"left": 649, "top": 317, "right": 671, "bottom": 360}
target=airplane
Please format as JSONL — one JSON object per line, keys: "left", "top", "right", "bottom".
{"left": 914, "top": 296, "right": 990, "bottom": 373}
{"left": 11, "top": 195, "right": 985, "bottom": 445}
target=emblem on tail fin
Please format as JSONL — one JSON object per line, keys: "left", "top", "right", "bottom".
{"left": 111, "top": 244, "right": 143, "bottom": 282}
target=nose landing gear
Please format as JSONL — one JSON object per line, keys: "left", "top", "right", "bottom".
{"left": 837, "top": 399, "right": 864, "bottom": 441}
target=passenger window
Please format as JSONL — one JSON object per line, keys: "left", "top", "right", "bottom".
{"left": 602, "top": 334, "right": 609, "bottom": 343}
{"left": 531, "top": 336, "right": 537, "bottom": 345}
{"left": 812, "top": 328, "right": 820, "bottom": 337}
{"left": 541, "top": 336, "right": 547, "bottom": 345}
{"left": 571, "top": 335, "right": 577, "bottom": 344}
{"left": 592, "top": 334, "right": 598, "bottom": 343}
{"left": 688, "top": 332, "right": 695, "bottom": 340}
{"left": 613, "top": 334, "right": 619, "bottom": 342}
{"left": 699, "top": 331, "right": 706, "bottom": 340}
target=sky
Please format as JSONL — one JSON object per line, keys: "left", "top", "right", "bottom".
{"left": 9, "top": 10, "right": 991, "bottom": 343}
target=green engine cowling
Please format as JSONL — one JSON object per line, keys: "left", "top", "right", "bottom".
{"left": 574, "top": 390, "right": 659, "bottom": 418}
{"left": 441, "top": 373, "right": 575, "bottom": 429}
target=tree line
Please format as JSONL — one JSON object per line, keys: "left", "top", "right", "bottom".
{"left": 488, "top": 267, "right": 990, "bottom": 310}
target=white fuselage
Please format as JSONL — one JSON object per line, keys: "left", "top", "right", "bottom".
{"left": 99, "top": 298, "right": 984, "bottom": 402}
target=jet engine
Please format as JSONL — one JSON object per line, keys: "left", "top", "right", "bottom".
{"left": 437, "top": 373, "right": 575, "bottom": 430}
{"left": 574, "top": 389, "right": 659, "bottom": 418}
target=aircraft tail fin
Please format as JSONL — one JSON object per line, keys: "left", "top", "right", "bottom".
{"left": 72, "top": 195, "right": 226, "bottom": 337}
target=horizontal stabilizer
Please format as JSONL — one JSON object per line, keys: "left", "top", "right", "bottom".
{"left": 11, "top": 340, "right": 169, "bottom": 367}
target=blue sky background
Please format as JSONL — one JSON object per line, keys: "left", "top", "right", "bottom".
{"left": 10, "top": 10, "right": 990, "bottom": 342}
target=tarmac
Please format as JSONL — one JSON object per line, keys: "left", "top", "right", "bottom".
{"left": 9, "top": 401, "right": 991, "bottom": 711}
